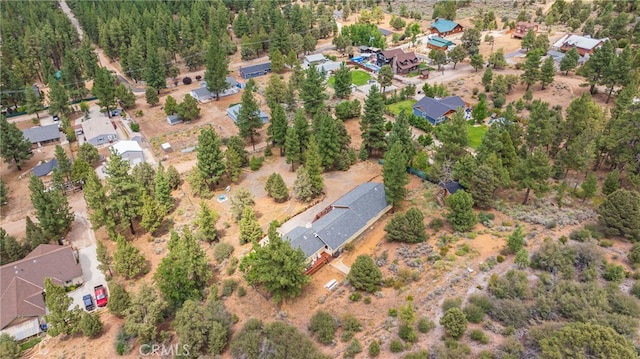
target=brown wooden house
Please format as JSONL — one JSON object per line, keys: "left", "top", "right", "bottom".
{"left": 513, "top": 22, "right": 538, "bottom": 38}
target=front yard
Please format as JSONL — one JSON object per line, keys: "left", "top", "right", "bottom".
{"left": 328, "top": 69, "right": 371, "bottom": 87}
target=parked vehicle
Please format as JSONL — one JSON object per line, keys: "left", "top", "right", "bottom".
{"left": 83, "top": 294, "right": 95, "bottom": 311}
{"left": 94, "top": 285, "right": 108, "bottom": 307}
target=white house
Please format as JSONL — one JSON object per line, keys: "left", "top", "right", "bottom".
{"left": 81, "top": 116, "right": 118, "bottom": 146}
{"left": 110, "top": 140, "right": 145, "bottom": 166}
{"left": 190, "top": 77, "right": 241, "bottom": 103}
{"left": 227, "top": 104, "right": 269, "bottom": 123}
{"left": 303, "top": 53, "right": 328, "bottom": 68}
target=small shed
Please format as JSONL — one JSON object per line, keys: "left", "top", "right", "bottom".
{"left": 227, "top": 104, "right": 269, "bottom": 123}
{"left": 440, "top": 181, "right": 463, "bottom": 196}
{"left": 167, "top": 114, "right": 182, "bottom": 126}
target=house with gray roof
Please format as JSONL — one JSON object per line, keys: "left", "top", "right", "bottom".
{"left": 303, "top": 54, "right": 327, "bottom": 68}
{"left": 413, "top": 96, "right": 469, "bottom": 125}
{"left": 191, "top": 77, "right": 241, "bottom": 102}
{"left": 32, "top": 159, "right": 59, "bottom": 177}
{"left": 21, "top": 124, "right": 60, "bottom": 146}
{"left": 227, "top": 104, "right": 269, "bottom": 123}
{"left": 552, "top": 33, "right": 608, "bottom": 56}
{"left": 239, "top": 62, "right": 271, "bottom": 79}
{"left": 0, "top": 245, "right": 83, "bottom": 341}
{"left": 281, "top": 183, "right": 391, "bottom": 261}
{"left": 81, "top": 116, "right": 118, "bottom": 146}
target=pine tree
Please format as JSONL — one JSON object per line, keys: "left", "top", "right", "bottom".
{"left": 154, "top": 167, "right": 173, "bottom": 213}
{"left": 445, "top": 190, "right": 477, "bottom": 232}
{"left": 449, "top": 46, "right": 467, "bottom": 69}
{"left": 285, "top": 126, "right": 302, "bottom": 171}
{"left": 293, "top": 166, "right": 314, "bottom": 202}
{"left": 92, "top": 67, "right": 117, "bottom": 117}
{"left": 467, "top": 164, "right": 499, "bottom": 209}
{"left": 267, "top": 103, "right": 288, "bottom": 155}
{"left": 29, "top": 175, "right": 74, "bottom": 240}
{"left": 0, "top": 116, "right": 33, "bottom": 170}
{"left": 470, "top": 53, "right": 484, "bottom": 72}
{"left": 196, "top": 201, "right": 218, "bottom": 243}
{"left": 521, "top": 50, "right": 542, "bottom": 91}
{"left": 239, "top": 206, "right": 263, "bottom": 244}
{"left": 0, "top": 179, "right": 8, "bottom": 205}
{"left": 385, "top": 207, "right": 427, "bottom": 243}
{"left": 506, "top": 225, "right": 525, "bottom": 254}
{"left": 177, "top": 94, "right": 200, "bottom": 121}
{"left": 270, "top": 48, "right": 286, "bottom": 74}
{"left": 84, "top": 172, "right": 116, "bottom": 236}
{"left": 124, "top": 283, "right": 166, "bottom": 343}
{"left": 560, "top": 47, "right": 579, "bottom": 75}
{"left": 265, "top": 173, "right": 289, "bottom": 202}
{"left": 313, "top": 111, "right": 341, "bottom": 170}
{"left": 43, "top": 278, "right": 81, "bottom": 336}
{"left": 482, "top": 68, "right": 493, "bottom": 90}
{"left": 383, "top": 142, "right": 409, "bottom": 208}
{"left": 54, "top": 145, "right": 72, "bottom": 181}
{"left": 333, "top": 63, "right": 352, "bottom": 99}
{"left": 204, "top": 34, "right": 230, "bottom": 100}
{"left": 581, "top": 172, "right": 597, "bottom": 203}
{"left": 513, "top": 149, "right": 551, "bottom": 205}
{"left": 196, "top": 127, "right": 226, "bottom": 188}
{"left": 113, "top": 236, "right": 147, "bottom": 279}
{"left": 240, "top": 221, "right": 310, "bottom": 303}
{"left": 225, "top": 148, "right": 243, "bottom": 183}
{"left": 140, "top": 194, "right": 163, "bottom": 234}
{"left": 602, "top": 170, "right": 620, "bottom": 196}
{"left": 348, "top": 255, "right": 382, "bottom": 292}
{"left": 164, "top": 95, "right": 178, "bottom": 115}
{"left": 24, "top": 85, "right": 44, "bottom": 120}
{"left": 540, "top": 56, "right": 556, "bottom": 89}
{"left": 25, "top": 216, "right": 48, "bottom": 250}
{"left": 145, "top": 87, "right": 159, "bottom": 106}
{"left": 489, "top": 49, "right": 507, "bottom": 69}
{"left": 230, "top": 188, "right": 255, "bottom": 222}
{"left": 47, "top": 77, "right": 70, "bottom": 115}
{"left": 155, "top": 228, "right": 211, "bottom": 310}
{"left": 105, "top": 151, "right": 143, "bottom": 235}
{"left": 378, "top": 65, "right": 394, "bottom": 93}
{"left": 144, "top": 47, "right": 166, "bottom": 92}
{"left": 96, "top": 240, "right": 113, "bottom": 277}
{"left": 115, "top": 84, "right": 136, "bottom": 109}
{"left": 388, "top": 110, "right": 416, "bottom": 161}
{"left": 300, "top": 64, "right": 327, "bottom": 116}
{"left": 0, "top": 229, "right": 27, "bottom": 264}
{"left": 305, "top": 136, "right": 324, "bottom": 197}
{"left": 361, "top": 85, "right": 386, "bottom": 157}
{"left": 264, "top": 75, "right": 287, "bottom": 107}
{"left": 236, "top": 79, "right": 263, "bottom": 151}
{"left": 521, "top": 29, "right": 535, "bottom": 51}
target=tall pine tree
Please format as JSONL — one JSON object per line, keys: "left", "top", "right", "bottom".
{"left": 236, "top": 79, "right": 263, "bottom": 151}
{"left": 360, "top": 85, "right": 386, "bottom": 157}
{"left": 383, "top": 142, "right": 409, "bottom": 208}
{"left": 204, "top": 34, "right": 230, "bottom": 100}
{"left": 196, "top": 127, "right": 226, "bottom": 188}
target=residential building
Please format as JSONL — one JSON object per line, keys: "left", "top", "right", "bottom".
{"left": 513, "top": 22, "right": 539, "bottom": 38}
{"left": 21, "top": 124, "right": 60, "bottom": 147}
{"left": 227, "top": 104, "right": 269, "bottom": 123}
{"left": 412, "top": 96, "right": 469, "bottom": 125}
{"left": 191, "top": 77, "right": 241, "bottom": 102}
{"left": 429, "top": 18, "right": 464, "bottom": 37}
{"left": 280, "top": 182, "right": 391, "bottom": 261}
{"left": 32, "top": 159, "right": 59, "bottom": 177}
{"left": 552, "top": 34, "right": 608, "bottom": 56}
{"left": 427, "top": 36, "right": 455, "bottom": 51}
{"left": 239, "top": 62, "right": 271, "bottom": 79}
{"left": 81, "top": 116, "right": 117, "bottom": 146}
{"left": 394, "top": 51, "right": 420, "bottom": 74}
{"left": 376, "top": 48, "right": 404, "bottom": 67}
{"left": 318, "top": 61, "right": 342, "bottom": 75}
{"left": 303, "top": 54, "right": 327, "bottom": 68}
{"left": 1, "top": 245, "right": 83, "bottom": 341}
{"left": 110, "top": 140, "right": 145, "bottom": 166}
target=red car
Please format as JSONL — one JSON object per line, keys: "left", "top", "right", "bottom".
{"left": 94, "top": 285, "right": 108, "bottom": 307}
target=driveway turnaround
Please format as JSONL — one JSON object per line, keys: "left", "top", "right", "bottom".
{"left": 68, "top": 245, "right": 108, "bottom": 311}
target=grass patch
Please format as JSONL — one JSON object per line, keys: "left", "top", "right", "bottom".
{"left": 328, "top": 69, "right": 371, "bottom": 87}
{"left": 20, "top": 337, "right": 42, "bottom": 351}
{"left": 386, "top": 99, "right": 417, "bottom": 115}
{"left": 467, "top": 123, "right": 487, "bottom": 149}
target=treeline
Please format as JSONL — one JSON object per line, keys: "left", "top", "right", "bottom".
{"left": 0, "top": 1, "right": 94, "bottom": 108}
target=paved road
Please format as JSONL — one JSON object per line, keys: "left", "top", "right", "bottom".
{"left": 67, "top": 245, "right": 108, "bottom": 312}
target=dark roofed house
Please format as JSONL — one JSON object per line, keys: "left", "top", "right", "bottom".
{"left": 0, "top": 245, "right": 83, "bottom": 340}
{"left": 427, "top": 36, "right": 455, "bottom": 51}
{"left": 167, "top": 114, "right": 182, "bottom": 126}
{"left": 239, "top": 62, "right": 272, "bottom": 79}
{"left": 281, "top": 183, "right": 391, "bottom": 262}
{"left": 513, "top": 22, "right": 538, "bottom": 39}
{"left": 552, "top": 33, "right": 608, "bottom": 56}
{"left": 394, "top": 51, "right": 420, "bottom": 74}
{"left": 376, "top": 48, "right": 405, "bottom": 67}
{"left": 227, "top": 104, "right": 269, "bottom": 123}
{"left": 22, "top": 124, "right": 60, "bottom": 146}
{"left": 429, "top": 18, "right": 464, "bottom": 37}
{"left": 440, "top": 181, "right": 464, "bottom": 196}
{"left": 32, "top": 159, "right": 59, "bottom": 177}
{"left": 412, "top": 96, "right": 469, "bottom": 125}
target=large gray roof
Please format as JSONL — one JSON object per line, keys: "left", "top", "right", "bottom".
{"left": 32, "top": 159, "right": 58, "bottom": 177}
{"left": 413, "top": 96, "right": 466, "bottom": 121}
{"left": 21, "top": 124, "right": 60, "bottom": 144}
{"left": 284, "top": 183, "right": 388, "bottom": 258}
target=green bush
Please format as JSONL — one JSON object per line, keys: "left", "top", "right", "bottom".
{"left": 478, "top": 212, "right": 495, "bottom": 225}
{"left": 440, "top": 308, "right": 468, "bottom": 339}
{"left": 404, "top": 349, "right": 429, "bottom": 359}
{"left": 237, "top": 286, "right": 246, "bottom": 297}
{"left": 364, "top": 296, "right": 372, "bottom": 304}
{"left": 213, "top": 242, "right": 234, "bottom": 263}
{"left": 343, "top": 339, "right": 362, "bottom": 359}
{"left": 417, "top": 317, "right": 435, "bottom": 333}
{"left": 442, "top": 297, "right": 462, "bottom": 312}
{"left": 429, "top": 218, "right": 444, "bottom": 231}
{"left": 309, "top": 311, "right": 337, "bottom": 345}
{"left": 349, "top": 292, "right": 362, "bottom": 301}
{"left": 603, "top": 264, "right": 625, "bottom": 282}
{"left": 368, "top": 340, "right": 381, "bottom": 357}
{"left": 470, "top": 329, "right": 489, "bottom": 344}
{"left": 399, "top": 324, "right": 418, "bottom": 343}
{"left": 390, "top": 339, "right": 404, "bottom": 353}
{"left": 570, "top": 229, "right": 592, "bottom": 242}
{"left": 489, "top": 299, "right": 530, "bottom": 328}
{"left": 249, "top": 156, "right": 264, "bottom": 171}
{"left": 468, "top": 294, "right": 494, "bottom": 312}
{"left": 631, "top": 282, "right": 640, "bottom": 299}
{"left": 388, "top": 308, "right": 398, "bottom": 317}
{"left": 463, "top": 304, "right": 485, "bottom": 323}
{"left": 114, "top": 327, "right": 133, "bottom": 355}
{"left": 629, "top": 243, "right": 640, "bottom": 266}
{"left": 222, "top": 279, "right": 238, "bottom": 296}
{"left": 130, "top": 122, "right": 140, "bottom": 132}
{"left": 496, "top": 255, "right": 505, "bottom": 263}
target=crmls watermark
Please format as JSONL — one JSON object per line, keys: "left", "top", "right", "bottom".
{"left": 139, "top": 344, "right": 190, "bottom": 357}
